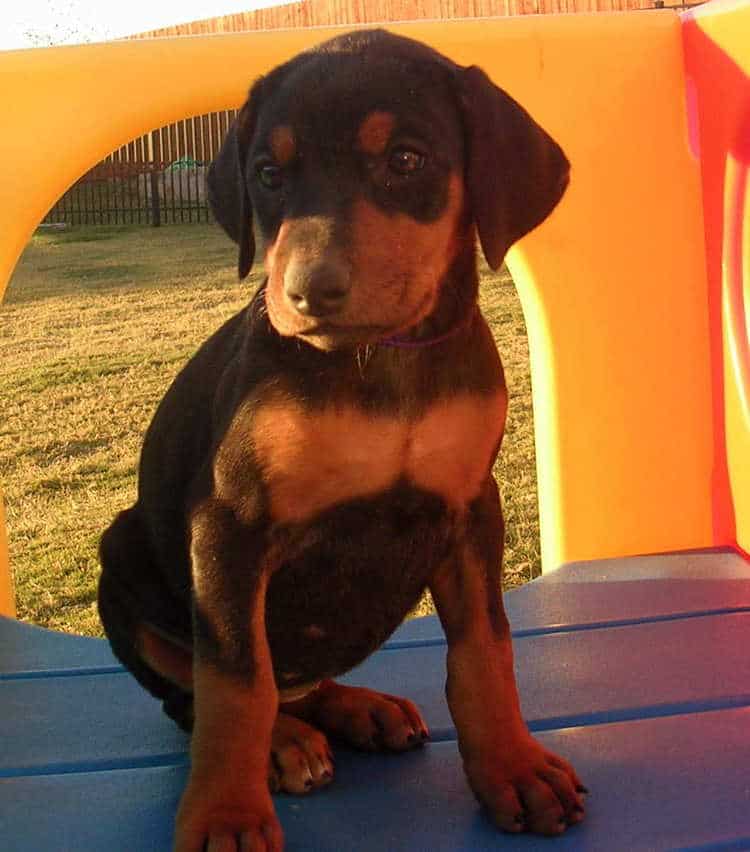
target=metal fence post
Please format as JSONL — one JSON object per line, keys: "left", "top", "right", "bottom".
{"left": 149, "top": 170, "right": 161, "bottom": 227}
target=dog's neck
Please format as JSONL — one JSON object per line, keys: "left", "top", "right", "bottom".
{"left": 248, "top": 250, "right": 495, "bottom": 416}
{"left": 378, "top": 307, "right": 478, "bottom": 349}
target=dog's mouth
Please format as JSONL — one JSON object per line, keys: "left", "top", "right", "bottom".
{"left": 297, "top": 301, "right": 435, "bottom": 350}
{"left": 296, "top": 321, "right": 391, "bottom": 350}
{"left": 265, "top": 282, "right": 437, "bottom": 352}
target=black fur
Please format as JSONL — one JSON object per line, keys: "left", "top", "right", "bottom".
{"left": 98, "top": 27, "right": 568, "bottom": 713}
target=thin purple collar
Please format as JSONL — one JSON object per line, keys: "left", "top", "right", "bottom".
{"left": 378, "top": 306, "right": 478, "bottom": 349}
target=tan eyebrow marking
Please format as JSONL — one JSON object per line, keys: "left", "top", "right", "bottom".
{"left": 269, "top": 125, "right": 296, "bottom": 165}
{"left": 356, "top": 111, "right": 396, "bottom": 156}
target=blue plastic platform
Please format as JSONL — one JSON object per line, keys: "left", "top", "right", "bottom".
{"left": 3, "top": 548, "right": 750, "bottom": 851}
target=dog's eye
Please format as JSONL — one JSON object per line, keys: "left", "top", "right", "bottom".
{"left": 388, "top": 148, "right": 425, "bottom": 175}
{"left": 257, "top": 164, "right": 283, "bottom": 190}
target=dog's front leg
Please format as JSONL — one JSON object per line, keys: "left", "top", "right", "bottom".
{"left": 174, "top": 498, "right": 283, "bottom": 852}
{"left": 430, "top": 477, "right": 586, "bottom": 836}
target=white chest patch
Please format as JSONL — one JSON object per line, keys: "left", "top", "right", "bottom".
{"left": 249, "top": 389, "right": 507, "bottom": 523}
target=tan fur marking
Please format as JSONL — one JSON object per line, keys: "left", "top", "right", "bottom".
{"left": 407, "top": 389, "right": 508, "bottom": 508}
{"left": 345, "top": 173, "right": 465, "bottom": 331}
{"left": 248, "top": 385, "right": 505, "bottom": 523}
{"left": 251, "top": 398, "right": 405, "bottom": 523}
{"left": 279, "top": 681, "right": 322, "bottom": 703}
{"left": 263, "top": 220, "right": 286, "bottom": 273}
{"left": 136, "top": 624, "right": 193, "bottom": 691}
{"left": 431, "top": 542, "right": 502, "bottom": 642}
{"left": 356, "top": 111, "right": 396, "bottom": 156}
{"left": 270, "top": 125, "right": 296, "bottom": 165}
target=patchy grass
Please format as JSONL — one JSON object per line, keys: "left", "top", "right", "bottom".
{"left": 1, "top": 224, "right": 540, "bottom": 636}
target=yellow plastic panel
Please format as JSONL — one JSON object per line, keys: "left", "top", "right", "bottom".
{"left": 683, "top": 0, "right": 750, "bottom": 557}
{"left": 480, "top": 13, "right": 716, "bottom": 567}
{"left": 0, "top": 498, "right": 14, "bottom": 617}
{"left": 0, "top": 11, "right": 717, "bottom": 595}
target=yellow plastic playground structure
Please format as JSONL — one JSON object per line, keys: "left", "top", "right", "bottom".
{"left": 1, "top": 0, "right": 748, "bottom": 617}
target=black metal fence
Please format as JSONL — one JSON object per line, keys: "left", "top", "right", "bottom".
{"left": 44, "top": 160, "right": 209, "bottom": 226}
{"left": 43, "top": 110, "right": 238, "bottom": 227}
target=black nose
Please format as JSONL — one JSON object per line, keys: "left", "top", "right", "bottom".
{"left": 284, "top": 259, "right": 351, "bottom": 318}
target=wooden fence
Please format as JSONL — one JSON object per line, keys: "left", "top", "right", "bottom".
{"left": 43, "top": 0, "right": 700, "bottom": 227}
{"left": 44, "top": 111, "right": 238, "bottom": 226}
{"left": 134, "top": 0, "right": 658, "bottom": 36}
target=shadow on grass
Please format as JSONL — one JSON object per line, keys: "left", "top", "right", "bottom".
{"left": 23, "top": 437, "right": 112, "bottom": 465}
{"left": 42, "top": 225, "right": 136, "bottom": 244}
{"left": 57, "top": 264, "right": 152, "bottom": 283}
{"left": 4, "top": 223, "right": 239, "bottom": 306}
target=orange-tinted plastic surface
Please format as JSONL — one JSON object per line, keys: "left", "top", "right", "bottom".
{"left": 0, "top": 500, "right": 14, "bottom": 617}
{"left": 0, "top": 10, "right": 728, "bottom": 604}
{"left": 682, "top": 0, "right": 750, "bottom": 557}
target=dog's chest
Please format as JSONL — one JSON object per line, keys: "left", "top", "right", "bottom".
{"left": 249, "top": 389, "right": 507, "bottom": 523}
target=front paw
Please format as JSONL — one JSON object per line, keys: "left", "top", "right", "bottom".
{"left": 308, "top": 680, "right": 429, "bottom": 752}
{"left": 465, "top": 736, "right": 587, "bottom": 836}
{"left": 270, "top": 713, "right": 335, "bottom": 794}
{"left": 174, "top": 778, "right": 284, "bottom": 852}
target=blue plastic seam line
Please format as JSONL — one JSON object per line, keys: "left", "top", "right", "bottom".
{"left": 383, "top": 606, "right": 750, "bottom": 650}
{"left": 0, "top": 664, "right": 126, "bottom": 681}
{"left": 512, "top": 606, "right": 750, "bottom": 638}
{"left": 671, "top": 839, "right": 750, "bottom": 852}
{"left": 0, "top": 750, "right": 189, "bottom": 779}
{"left": 420, "top": 726, "right": 456, "bottom": 743}
{"left": 527, "top": 693, "right": 750, "bottom": 732}
{"left": 429, "top": 693, "right": 750, "bottom": 741}
{"left": 424, "top": 694, "right": 750, "bottom": 740}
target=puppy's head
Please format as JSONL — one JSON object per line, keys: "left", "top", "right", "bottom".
{"left": 209, "top": 29, "right": 569, "bottom": 351}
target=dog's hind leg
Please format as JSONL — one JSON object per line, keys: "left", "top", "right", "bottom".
{"left": 98, "top": 507, "right": 194, "bottom": 730}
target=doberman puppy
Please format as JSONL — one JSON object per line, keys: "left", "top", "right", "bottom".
{"left": 98, "top": 28, "right": 583, "bottom": 852}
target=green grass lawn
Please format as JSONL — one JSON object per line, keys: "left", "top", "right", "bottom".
{"left": 0, "top": 223, "right": 540, "bottom": 636}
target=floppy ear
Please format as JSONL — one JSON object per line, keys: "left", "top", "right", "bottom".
{"left": 460, "top": 66, "right": 570, "bottom": 270}
{"left": 207, "top": 103, "right": 255, "bottom": 280}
